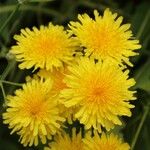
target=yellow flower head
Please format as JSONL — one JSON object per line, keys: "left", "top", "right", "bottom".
{"left": 37, "top": 67, "right": 77, "bottom": 124}
{"left": 44, "top": 128, "right": 84, "bottom": 150}
{"left": 11, "top": 23, "right": 77, "bottom": 70}
{"left": 60, "top": 58, "right": 136, "bottom": 132}
{"left": 3, "top": 79, "right": 64, "bottom": 147}
{"left": 69, "top": 9, "right": 141, "bottom": 66}
{"left": 83, "top": 132, "right": 130, "bottom": 150}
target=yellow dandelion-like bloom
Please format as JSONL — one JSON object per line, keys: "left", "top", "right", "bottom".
{"left": 84, "top": 132, "right": 130, "bottom": 150}
{"left": 11, "top": 23, "right": 77, "bottom": 70}
{"left": 69, "top": 9, "right": 141, "bottom": 66}
{"left": 44, "top": 128, "right": 84, "bottom": 150}
{"left": 60, "top": 58, "right": 136, "bottom": 132}
{"left": 3, "top": 79, "right": 64, "bottom": 147}
{"left": 37, "top": 68, "right": 77, "bottom": 124}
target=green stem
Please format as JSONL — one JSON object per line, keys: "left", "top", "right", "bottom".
{"left": 136, "top": 10, "right": 150, "bottom": 39}
{"left": 0, "top": 80, "right": 23, "bottom": 87}
{"left": 0, "top": 61, "right": 16, "bottom": 100}
{"left": 0, "top": 3, "right": 21, "bottom": 34}
{"left": 131, "top": 105, "right": 150, "bottom": 150}
{"left": 0, "top": 83, "right": 6, "bottom": 99}
{"left": 0, "top": 61, "right": 16, "bottom": 80}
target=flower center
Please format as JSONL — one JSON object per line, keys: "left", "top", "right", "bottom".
{"left": 92, "top": 87, "right": 104, "bottom": 96}
{"left": 84, "top": 77, "right": 111, "bottom": 104}
{"left": 24, "top": 97, "right": 47, "bottom": 118}
{"left": 90, "top": 24, "right": 121, "bottom": 57}
{"left": 29, "top": 102, "right": 42, "bottom": 116}
{"left": 85, "top": 85, "right": 106, "bottom": 104}
{"left": 35, "top": 36, "right": 58, "bottom": 57}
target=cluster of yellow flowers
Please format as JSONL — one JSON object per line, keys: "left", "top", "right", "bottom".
{"left": 3, "top": 9, "right": 141, "bottom": 149}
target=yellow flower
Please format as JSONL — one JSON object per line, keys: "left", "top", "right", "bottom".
{"left": 69, "top": 9, "right": 141, "bottom": 66}
{"left": 60, "top": 58, "right": 136, "bottom": 132}
{"left": 37, "top": 68, "right": 77, "bottom": 124}
{"left": 11, "top": 23, "right": 77, "bottom": 70}
{"left": 44, "top": 128, "right": 84, "bottom": 150}
{"left": 3, "top": 79, "right": 64, "bottom": 147}
{"left": 83, "top": 132, "right": 130, "bottom": 150}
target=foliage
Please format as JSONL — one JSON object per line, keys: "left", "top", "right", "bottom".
{"left": 0, "top": 0, "right": 150, "bottom": 150}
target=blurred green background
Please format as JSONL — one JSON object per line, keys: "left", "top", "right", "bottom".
{"left": 0, "top": 0, "right": 150, "bottom": 150}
